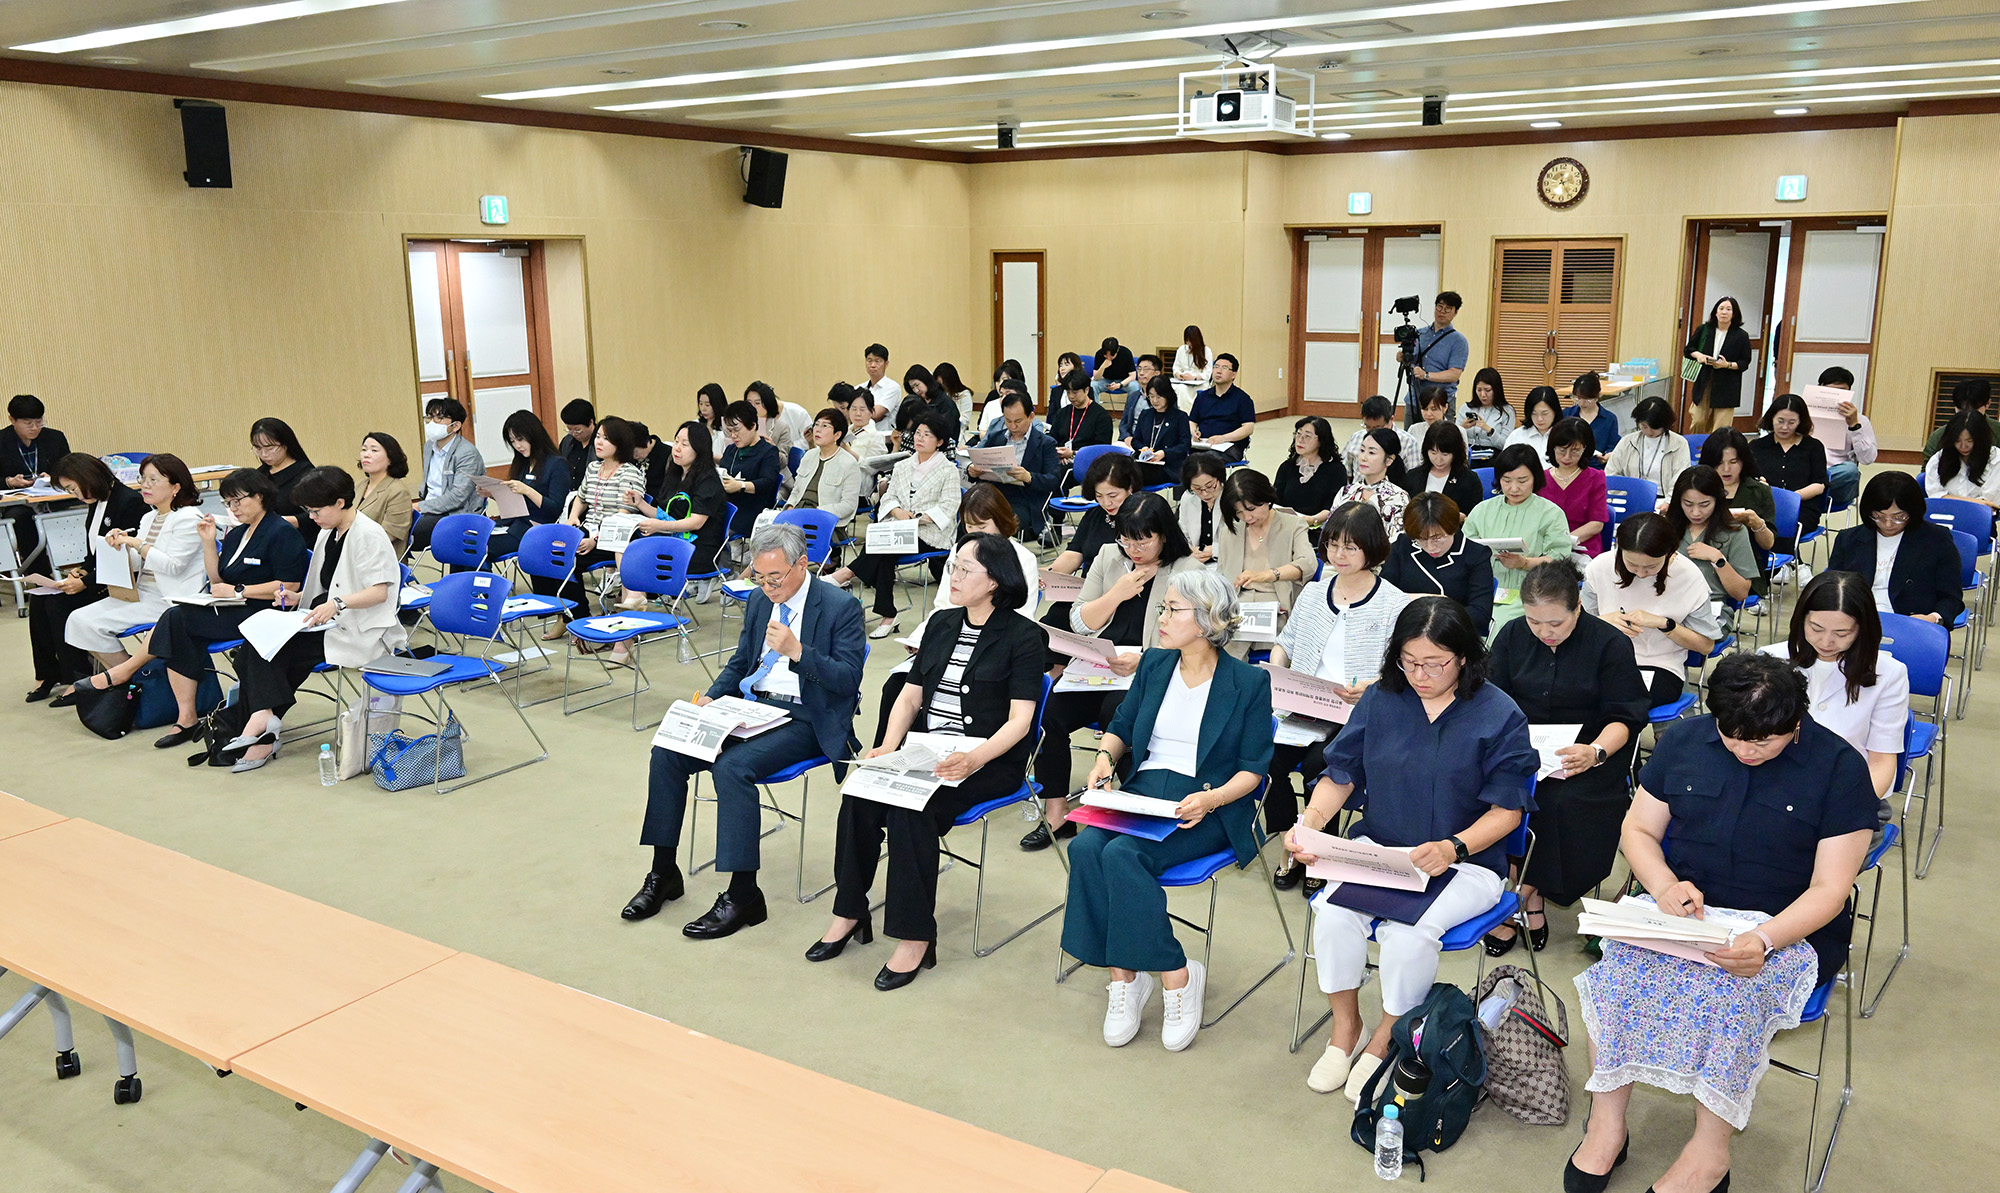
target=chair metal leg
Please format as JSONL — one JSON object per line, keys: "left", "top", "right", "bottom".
{"left": 1769, "top": 972, "right": 1852, "bottom": 1193}
{"left": 1290, "top": 897, "right": 1334, "bottom": 1054}
{"left": 1857, "top": 834, "right": 1907, "bottom": 1018}
{"left": 952, "top": 814, "right": 1067, "bottom": 958}
{"left": 429, "top": 677, "right": 549, "bottom": 794}
{"left": 1193, "top": 853, "right": 1298, "bottom": 1029}
{"left": 1910, "top": 743, "right": 1945, "bottom": 880}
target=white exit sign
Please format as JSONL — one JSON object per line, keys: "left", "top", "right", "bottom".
{"left": 1348, "top": 191, "right": 1373, "bottom": 215}
{"left": 1774, "top": 175, "right": 1808, "bottom": 202}
{"left": 479, "top": 194, "right": 510, "bottom": 225}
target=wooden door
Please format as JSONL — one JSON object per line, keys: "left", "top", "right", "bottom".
{"left": 1680, "top": 221, "right": 1781, "bottom": 426}
{"left": 406, "top": 240, "right": 554, "bottom": 471}
{"left": 1778, "top": 220, "right": 1885, "bottom": 402}
{"left": 992, "top": 251, "right": 1046, "bottom": 390}
{"left": 1488, "top": 239, "right": 1623, "bottom": 395}
{"left": 1289, "top": 226, "right": 1440, "bottom": 418}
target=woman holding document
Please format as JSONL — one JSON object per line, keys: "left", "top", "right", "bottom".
{"left": 1284, "top": 597, "right": 1536, "bottom": 1101}
{"left": 1212, "top": 468, "right": 1316, "bottom": 660}
{"left": 1461, "top": 443, "right": 1576, "bottom": 632}
{"left": 226, "top": 467, "right": 406, "bottom": 772}
{"left": 816, "top": 533, "right": 1044, "bottom": 990}
{"left": 29, "top": 454, "right": 145, "bottom": 703}
{"left": 1264, "top": 502, "right": 1410, "bottom": 889}
{"left": 1484, "top": 561, "right": 1649, "bottom": 955}
{"left": 825, "top": 409, "right": 960, "bottom": 640}
{"left": 63, "top": 454, "right": 206, "bottom": 680}
{"left": 1567, "top": 653, "right": 1874, "bottom": 1193}
{"left": 1024, "top": 493, "right": 1202, "bottom": 852}
{"left": 1062, "top": 569, "right": 1274, "bottom": 1053}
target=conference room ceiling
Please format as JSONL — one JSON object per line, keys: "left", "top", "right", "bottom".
{"left": 9, "top": 1, "right": 2000, "bottom": 152}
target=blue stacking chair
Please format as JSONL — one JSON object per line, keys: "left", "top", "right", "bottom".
{"left": 1682, "top": 432, "right": 1708, "bottom": 460}
{"left": 1879, "top": 612, "right": 1950, "bottom": 879}
{"left": 1601, "top": 475, "right": 1657, "bottom": 552}
{"left": 426, "top": 512, "right": 493, "bottom": 575}
{"left": 940, "top": 677, "right": 1061, "bottom": 957}
{"left": 787, "top": 445, "right": 803, "bottom": 479}
{"left": 1473, "top": 466, "right": 1495, "bottom": 500}
{"left": 1945, "top": 528, "right": 1983, "bottom": 715}
{"left": 1056, "top": 776, "right": 1295, "bottom": 1032}
{"left": 685, "top": 644, "right": 871, "bottom": 905}
{"left": 358, "top": 571, "right": 546, "bottom": 793}
{"left": 1291, "top": 783, "right": 1540, "bottom": 1052}
{"left": 563, "top": 537, "right": 702, "bottom": 728}
{"left": 494, "top": 523, "right": 584, "bottom": 699}
{"left": 397, "top": 563, "right": 431, "bottom": 617}
{"left": 701, "top": 502, "right": 747, "bottom": 658}
{"left": 1767, "top": 485, "right": 1802, "bottom": 604}
{"left": 775, "top": 508, "right": 838, "bottom": 567}
{"left": 1047, "top": 443, "right": 1132, "bottom": 531}
{"left": 1854, "top": 719, "right": 1918, "bottom": 1019}
{"left": 897, "top": 548, "right": 952, "bottom": 612}
{"left": 1928, "top": 496, "right": 1995, "bottom": 668}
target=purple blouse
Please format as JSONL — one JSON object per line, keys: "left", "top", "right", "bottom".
{"left": 1544, "top": 466, "right": 1610, "bottom": 556}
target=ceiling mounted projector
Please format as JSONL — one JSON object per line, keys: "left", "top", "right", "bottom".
{"left": 1178, "top": 63, "right": 1315, "bottom": 141}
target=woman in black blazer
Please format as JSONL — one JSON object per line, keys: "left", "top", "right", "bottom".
{"left": 27, "top": 454, "right": 147, "bottom": 702}
{"left": 1379, "top": 492, "right": 1496, "bottom": 638}
{"left": 1127, "top": 375, "right": 1193, "bottom": 490}
{"left": 1682, "top": 295, "right": 1754, "bottom": 434}
{"left": 817, "top": 534, "right": 1045, "bottom": 991}
{"left": 1828, "top": 472, "right": 1965, "bottom": 625}
{"left": 1400, "top": 420, "right": 1485, "bottom": 516}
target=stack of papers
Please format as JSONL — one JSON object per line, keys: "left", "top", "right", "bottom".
{"left": 651, "top": 696, "right": 791, "bottom": 762}
{"left": 1289, "top": 825, "right": 1428, "bottom": 890}
{"left": 597, "top": 513, "right": 642, "bottom": 554}
{"left": 864, "top": 519, "right": 921, "bottom": 553}
{"left": 1529, "top": 724, "right": 1584, "bottom": 781}
{"left": 840, "top": 733, "right": 986, "bottom": 809}
{"left": 1080, "top": 788, "right": 1183, "bottom": 819}
{"left": 1576, "top": 896, "right": 1739, "bottom": 966}
{"left": 1260, "top": 663, "right": 1354, "bottom": 724}
{"left": 473, "top": 475, "right": 529, "bottom": 519}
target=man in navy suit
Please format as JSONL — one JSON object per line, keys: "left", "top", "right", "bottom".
{"left": 971, "top": 391, "right": 1063, "bottom": 539}
{"left": 624, "top": 522, "right": 865, "bottom": 937}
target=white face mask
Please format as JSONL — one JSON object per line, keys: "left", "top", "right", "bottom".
{"left": 424, "top": 421, "right": 451, "bottom": 443}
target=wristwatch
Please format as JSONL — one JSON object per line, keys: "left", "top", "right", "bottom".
{"left": 1661, "top": 615, "right": 1678, "bottom": 633}
{"left": 1447, "top": 835, "right": 1469, "bottom": 864}
{"left": 1591, "top": 744, "right": 1607, "bottom": 766}
{"left": 332, "top": 596, "right": 347, "bottom": 614}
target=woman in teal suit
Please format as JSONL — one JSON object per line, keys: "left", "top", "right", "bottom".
{"left": 1063, "top": 568, "right": 1274, "bottom": 1054}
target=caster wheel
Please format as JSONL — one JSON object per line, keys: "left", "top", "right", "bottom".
{"left": 113, "top": 1075, "right": 143, "bottom": 1105}
{"left": 55, "top": 1050, "right": 81, "bottom": 1079}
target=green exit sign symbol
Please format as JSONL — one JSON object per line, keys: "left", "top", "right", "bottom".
{"left": 1348, "top": 192, "right": 1373, "bottom": 216}
{"left": 1774, "top": 176, "right": 1808, "bottom": 202}
{"left": 480, "top": 195, "right": 509, "bottom": 225}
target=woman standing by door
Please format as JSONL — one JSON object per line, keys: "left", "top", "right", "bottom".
{"left": 1682, "top": 295, "right": 1753, "bottom": 434}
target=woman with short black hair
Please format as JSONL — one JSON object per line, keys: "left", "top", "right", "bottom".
{"left": 63, "top": 454, "right": 206, "bottom": 686}
{"left": 1506, "top": 386, "right": 1563, "bottom": 459}
{"left": 1751, "top": 393, "right": 1829, "bottom": 548}
{"left": 1828, "top": 471, "right": 1963, "bottom": 625}
{"left": 817, "top": 532, "right": 1045, "bottom": 990}
{"left": 355, "top": 431, "right": 419, "bottom": 557}
{"left": 1129, "top": 375, "right": 1193, "bottom": 490}
{"left": 1176, "top": 451, "right": 1229, "bottom": 562}
{"left": 1215, "top": 468, "right": 1316, "bottom": 656}
{"left": 1335, "top": 428, "right": 1410, "bottom": 525}
{"left": 1401, "top": 419, "right": 1484, "bottom": 514}
{"left": 27, "top": 454, "right": 146, "bottom": 703}
{"left": 250, "top": 417, "right": 314, "bottom": 520}
{"left": 826, "top": 408, "right": 960, "bottom": 638}
{"left": 1544, "top": 416, "right": 1609, "bottom": 558}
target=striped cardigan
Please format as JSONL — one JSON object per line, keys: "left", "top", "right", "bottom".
{"left": 1274, "top": 575, "right": 1413, "bottom": 686}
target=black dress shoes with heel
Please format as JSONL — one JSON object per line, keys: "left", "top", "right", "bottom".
{"left": 620, "top": 868, "right": 686, "bottom": 921}
{"left": 1528, "top": 909, "right": 1550, "bottom": 951}
{"left": 1019, "top": 821, "right": 1078, "bottom": 852}
{"left": 1645, "top": 1175, "right": 1727, "bottom": 1193}
{"left": 25, "top": 681, "right": 56, "bottom": 704}
{"left": 1562, "top": 1134, "right": 1629, "bottom": 1193}
{"left": 806, "top": 915, "right": 874, "bottom": 962}
{"left": 874, "top": 940, "right": 938, "bottom": 991}
{"left": 683, "top": 890, "right": 768, "bottom": 939}
{"left": 154, "top": 722, "right": 205, "bottom": 750}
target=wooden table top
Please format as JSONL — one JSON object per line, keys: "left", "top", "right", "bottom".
{"left": 1, "top": 467, "right": 238, "bottom": 506}
{"left": 0, "top": 792, "right": 66, "bottom": 842}
{"left": 0, "top": 819, "right": 455, "bottom": 1068}
{"left": 1089, "top": 1170, "right": 1191, "bottom": 1193}
{"left": 235, "top": 953, "right": 1106, "bottom": 1193}
{"left": 1556, "top": 376, "right": 1650, "bottom": 399}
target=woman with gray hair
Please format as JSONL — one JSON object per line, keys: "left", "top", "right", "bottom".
{"left": 1061, "top": 567, "right": 1274, "bottom": 1054}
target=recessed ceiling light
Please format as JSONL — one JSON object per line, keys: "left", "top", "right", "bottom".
{"left": 1774, "top": 106, "right": 1810, "bottom": 115}
{"left": 13, "top": 0, "right": 419, "bottom": 54}
{"left": 1531, "top": 120, "right": 1563, "bottom": 128}
{"left": 600, "top": 68, "right": 634, "bottom": 75}
{"left": 1323, "top": 131, "right": 1352, "bottom": 140}
{"left": 1140, "top": 9, "right": 1188, "bottom": 20}
{"left": 1102, "top": 91, "right": 1140, "bottom": 99}
{"left": 89, "top": 55, "right": 140, "bottom": 65}
{"left": 698, "top": 20, "right": 749, "bottom": 30}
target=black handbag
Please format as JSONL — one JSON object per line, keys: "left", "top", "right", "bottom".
{"left": 75, "top": 680, "right": 140, "bottom": 740}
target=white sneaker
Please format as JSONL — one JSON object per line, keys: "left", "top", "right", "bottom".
{"left": 1344, "top": 1051, "right": 1384, "bottom": 1105}
{"left": 1160, "top": 960, "right": 1205, "bottom": 1052}
{"left": 1307, "top": 1042, "right": 1354, "bottom": 1093}
{"left": 1102, "top": 972, "right": 1154, "bottom": 1047}
{"left": 694, "top": 580, "right": 716, "bottom": 605}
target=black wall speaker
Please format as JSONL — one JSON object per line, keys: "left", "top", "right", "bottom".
{"left": 741, "top": 147, "right": 788, "bottom": 208}
{"left": 997, "top": 122, "right": 1016, "bottom": 150}
{"left": 1421, "top": 96, "right": 1445, "bottom": 127}
{"left": 174, "top": 99, "right": 231, "bottom": 188}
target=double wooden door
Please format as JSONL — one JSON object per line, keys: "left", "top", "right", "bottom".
{"left": 407, "top": 240, "right": 553, "bottom": 468}
{"left": 1487, "top": 239, "right": 1622, "bottom": 395}
{"left": 1290, "top": 226, "right": 1441, "bottom": 417}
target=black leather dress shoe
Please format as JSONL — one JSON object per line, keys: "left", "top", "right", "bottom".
{"left": 25, "top": 681, "right": 56, "bottom": 703}
{"left": 1645, "top": 1174, "right": 1727, "bottom": 1193}
{"left": 1563, "top": 1134, "right": 1629, "bottom": 1193}
{"left": 1019, "top": 820, "right": 1079, "bottom": 852}
{"left": 1272, "top": 861, "right": 1305, "bottom": 891}
{"left": 154, "top": 722, "right": 205, "bottom": 750}
{"left": 805, "top": 914, "right": 873, "bottom": 962}
{"left": 620, "top": 869, "right": 685, "bottom": 921}
{"left": 874, "top": 941, "right": 938, "bottom": 991}
{"left": 683, "top": 890, "right": 767, "bottom": 939}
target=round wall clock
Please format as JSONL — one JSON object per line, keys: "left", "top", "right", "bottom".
{"left": 1537, "top": 157, "right": 1588, "bottom": 210}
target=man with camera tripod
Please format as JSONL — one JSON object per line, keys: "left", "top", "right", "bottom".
{"left": 1401, "top": 291, "right": 1469, "bottom": 428}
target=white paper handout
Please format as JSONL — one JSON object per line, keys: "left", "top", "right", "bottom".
{"left": 966, "top": 446, "right": 1018, "bottom": 473}
{"left": 1237, "top": 600, "right": 1280, "bottom": 642}
{"left": 840, "top": 733, "right": 988, "bottom": 809}
{"left": 1080, "top": 788, "right": 1184, "bottom": 818}
{"left": 1259, "top": 664, "right": 1354, "bottom": 724}
{"left": 94, "top": 538, "right": 135, "bottom": 589}
{"left": 865, "top": 518, "right": 921, "bottom": 554}
{"left": 1472, "top": 536, "right": 1527, "bottom": 553}
{"left": 1044, "top": 624, "right": 1118, "bottom": 665}
{"left": 474, "top": 475, "right": 529, "bottom": 519}
{"left": 1273, "top": 711, "right": 1337, "bottom": 746}
{"left": 239, "top": 608, "right": 330, "bottom": 661}
{"left": 1529, "top": 723, "right": 1584, "bottom": 781}
{"left": 1290, "top": 824, "right": 1429, "bottom": 890}
{"left": 1054, "top": 646, "right": 1142, "bottom": 693}
{"left": 1039, "top": 569, "right": 1084, "bottom": 602}
{"left": 597, "top": 513, "right": 642, "bottom": 554}
{"left": 650, "top": 696, "right": 792, "bottom": 762}
{"left": 1575, "top": 896, "right": 1738, "bottom": 966}
{"left": 576, "top": 614, "right": 660, "bottom": 634}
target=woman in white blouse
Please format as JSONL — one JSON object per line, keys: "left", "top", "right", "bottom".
{"left": 1505, "top": 387, "right": 1562, "bottom": 460}
{"left": 1171, "top": 324, "right": 1213, "bottom": 409}
{"left": 64, "top": 453, "right": 207, "bottom": 682}
{"left": 1762, "top": 571, "right": 1909, "bottom": 800}
{"left": 1605, "top": 397, "right": 1693, "bottom": 492}
{"left": 1922, "top": 407, "right": 2000, "bottom": 509}
{"left": 827, "top": 408, "right": 961, "bottom": 638}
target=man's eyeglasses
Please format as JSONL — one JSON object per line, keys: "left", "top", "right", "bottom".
{"left": 1398, "top": 657, "right": 1456, "bottom": 678}
{"left": 747, "top": 565, "right": 800, "bottom": 589}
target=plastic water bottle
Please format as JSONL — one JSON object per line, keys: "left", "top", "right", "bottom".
{"left": 1374, "top": 1103, "right": 1404, "bottom": 1180}
{"left": 318, "top": 743, "right": 337, "bottom": 787}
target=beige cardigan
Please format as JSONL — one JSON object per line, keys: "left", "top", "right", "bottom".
{"left": 355, "top": 472, "right": 419, "bottom": 557}
{"left": 1071, "top": 548, "right": 1207, "bottom": 648}
{"left": 1212, "top": 507, "right": 1317, "bottom": 614}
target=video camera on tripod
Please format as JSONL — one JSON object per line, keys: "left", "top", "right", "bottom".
{"left": 1390, "top": 294, "right": 1423, "bottom": 360}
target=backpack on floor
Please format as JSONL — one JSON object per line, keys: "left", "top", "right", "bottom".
{"left": 1474, "top": 964, "right": 1570, "bottom": 1126}
{"left": 1351, "top": 982, "right": 1485, "bottom": 1175}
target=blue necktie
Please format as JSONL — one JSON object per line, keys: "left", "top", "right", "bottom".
{"left": 740, "top": 601, "right": 793, "bottom": 701}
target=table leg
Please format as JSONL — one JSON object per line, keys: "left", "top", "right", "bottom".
{"left": 328, "top": 1139, "right": 390, "bottom": 1193}
{"left": 394, "top": 1159, "right": 443, "bottom": 1192}
{"left": 104, "top": 1016, "right": 142, "bottom": 1103}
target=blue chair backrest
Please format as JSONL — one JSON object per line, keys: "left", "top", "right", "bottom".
{"left": 622, "top": 536, "right": 693, "bottom": 599}
{"left": 1070, "top": 442, "right": 1133, "bottom": 485}
{"left": 1927, "top": 497, "right": 1994, "bottom": 556}
{"left": 1604, "top": 476, "right": 1658, "bottom": 530}
{"left": 516, "top": 523, "right": 585, "bottom": 583}
{"left": 400, "top": 563, "right": 416, "bottom": 586}
{"left": 1473, "top": 467, "right": 1495, "bottom": 498}
{"left": 787, "top": 446, "right": 804, "bottom": 476}
{"left": 427, "top": 572, "right": 508, "bottom": 641}
{"left": 1949, "top": 528, "right": 1979, "bottom": 589}
{"left": 775, "top": 508, "right": 837, "bottom": 565}
{"left": 722, "top": 503, "right": 742, "bottom": 540}
{"left": 1506, "top": 776, "right": 1538, "bottom": 857}
{"left": 1879, "top": 612, "right": 1950, "bottom": 700}
{"left": 430, "top": 513, "right": 493, "bottom": 570}
{"left": 1683, "top": 433, "right": 1708, "bottom": 460}
{"left": 1769, "top": 485, "right": 1801, "bottom": 540}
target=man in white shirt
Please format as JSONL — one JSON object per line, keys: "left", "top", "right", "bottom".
{"left": 860, "top": 343, "right": 901, "bottom": 429}
{"left": 1800, "top": 367, "right": 1876, "bottom": 510}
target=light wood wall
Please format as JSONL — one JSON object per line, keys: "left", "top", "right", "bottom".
{"left": 0, "top": 82, "right": 973, "bottom": 468}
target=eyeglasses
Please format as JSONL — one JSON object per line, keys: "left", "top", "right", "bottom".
{"left": 1398, "top": 657, "right": 1457, "bottom": 678}
{"left": 1870, "top": 510, "right": 1910, "bottom": 527}
{"left": 1190, "top": 481, "right": 1222, "bottom": 497}
{"left": 1116, "top": 536, "right": 1155, "bottom": 552}
{"left": 221, "top": 494, "right": 254, "bottom": 507}
{"left": 1157, "top": 602, "right": 1194, "bottom": 620}
{"left": 1416, "top": 532, "right": 1454, "bottom": 549}
{"left": 946, "top": 562, "right": 987, "bottom": 578}
{"left": 747, "top": 565, "right": 799, "bottom": 588}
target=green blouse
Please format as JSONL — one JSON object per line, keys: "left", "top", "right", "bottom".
{"left": 1462, "top": 493, "right": 1576, "bottom": 632}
